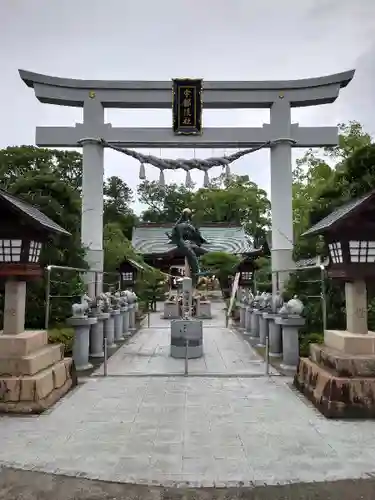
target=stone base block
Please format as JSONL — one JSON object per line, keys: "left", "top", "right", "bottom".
{"left": 0, "top": 330, "right": 48, "bottom": 357}
{"left": 0, "top": 344, "right": 63, "bottom": 376}
{"left": 0, "top": 358, "right": 77, "bottom": 414}
{"left": 294, "top": 357, "right": 375, "bottom": 419}
{"left": 310, "top": 343, "right": 375, "bottom": 377}
{"left": 170, "top": 319, "right": 203, "bottom": 359}
{"left": 325, "top": 329, "right": 375, "bottom": 355}
{"left": 164, "top": 302, "right": 180, "bottom": 319}
{"left": 196, "top": 301, "right": 212, "bottom": 319}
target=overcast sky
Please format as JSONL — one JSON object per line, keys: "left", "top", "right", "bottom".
{"left": 1, "top": 0, "right": 375, "bottom": 213}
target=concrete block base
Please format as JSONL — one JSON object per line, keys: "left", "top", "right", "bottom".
{"left": 196, "top": 301, "right": 212, "bottom": 319}
{"left": 324, "top": 329, "right": 375, "bottom": 355}
{"left": 0, "top": 358, "right": 76, "bottom": 414}
{"left": 0, "top": 328, "right": 77, "bottom": 414}
{"left": 294, "top": 353, "right": 375, "bottom": 419}
{"left": 164, "top": 302, "right": 180, "bottom": 319}
{"left": 170, "top": 319, "right": 203, "bottom": 359}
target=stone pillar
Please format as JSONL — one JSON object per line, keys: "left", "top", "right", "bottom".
{"left": 89, "top": 312, "right": 109, "bottom": 358}
{"left": 345, "top": 281, "right": 367, "bottom": 334}
{"left": 3, "top": 280, "right": 26, "bottom": 335}
{"left": 80, "top": 99, "right": 105, "bottom": 297}
{"left": 269, "top": 98, "right": 294, "bottom": 294}
{"left": 67, "top": 317, "right": 97, "bottom": 371}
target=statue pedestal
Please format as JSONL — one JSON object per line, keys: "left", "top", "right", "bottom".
{"left": 295, "top": 329, "right": 375, "bottom": 418}
{"left": 0, "top": 330, "right": 76, "bottom": 414}
{"left": 196, "top": 299, "right": 212, "bottom": 319}
{"left": 170, "top": 319, "right": 203, "bottom": 359}
{"left": 164, "top": 301, "right": 180, "bottom": 319}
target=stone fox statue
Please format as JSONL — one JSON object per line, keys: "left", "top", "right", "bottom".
{"left": 166, "top": 208, "right": 209, "bottom": 287}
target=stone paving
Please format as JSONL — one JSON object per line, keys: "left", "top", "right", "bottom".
{"left": 94, "top": 302, "right": 276, "bottom": 376}
{"left": 1, "top": 302, "right": 375, "bottom": 487}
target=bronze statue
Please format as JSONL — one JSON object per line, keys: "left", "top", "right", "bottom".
{"left": 166, "top": 208, "right": 209, "bottom": 287}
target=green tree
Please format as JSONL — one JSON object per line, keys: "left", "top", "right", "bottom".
{"left": 200, "top": 251, "right": 240, "bottom": 298}
{"left": 0, "top": 145, "right": 83, "bottom": 192}
{"left": 138, "top": 180, "right": 194, "bottom": 223}
{"left": 0, "top": 170, "right": 87, "bottom": 329}
{"left": 103, "top": 176, "right": 137, "bottom": 239}
{"left": 192, "top": 174, "right": 270, "bottom": 245}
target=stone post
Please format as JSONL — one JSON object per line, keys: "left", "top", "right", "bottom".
{"left": 89, "top": 312, "right": 109, "bottom": 358}
{"left": 258, "top": 313, "right": 268, "bottom": 347}
{"left": 3, "top": 280, "right": 26, "bottom": 335}
{"left": 113, "top": 308, "right": 124, "bottom": 342}
{"left": 122, "top": 303, "right": 130, "bottom": 335}
{"left": 104, "top": 310, "right": 116, "bottom": 349}
{"left": 269, "top": 98, "right": 294, "bottom": 294}
{"left": 245, "top": 305, "right": 252, "bottom": 334}
{"left": 252, "top": 309, "right": 262, "bottom": 340}
{"left": 345, "top": 281, "right": 367, "bottom": 334}
{"left": 263, "top": 313, "right": 282, "bottom": 357}
{"left": 67, "top": 315, "right": 97, "bottom": 371}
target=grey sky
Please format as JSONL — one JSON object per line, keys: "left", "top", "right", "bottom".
{"left": 1, "top": 0, "right": 374, "bottom": 213}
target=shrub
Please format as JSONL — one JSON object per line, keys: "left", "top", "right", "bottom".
{"left": 48, "top": 327, "right": 74, "bottom": 355}
{"left": 300, "top": 332, "right": 324, "bottom": 357}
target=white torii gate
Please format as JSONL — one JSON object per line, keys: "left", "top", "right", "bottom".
{"left": 19, "top": 69, "right": 355, "bottom": 294}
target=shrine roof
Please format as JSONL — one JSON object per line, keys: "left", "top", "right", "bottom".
{"left": 0, "top": 189, "right": 71, "bottom": 236}
{"left": 132, "top": 223, "right": 252, "bottom": 255}
{"left": 302, "top": 191, "right": 375, "bottom": 237}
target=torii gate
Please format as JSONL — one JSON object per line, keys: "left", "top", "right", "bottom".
{"left": 19, "top": 69, "right": 355, "bottom": 294}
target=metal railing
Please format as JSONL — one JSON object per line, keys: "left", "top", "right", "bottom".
{"left": 44, "top": 264, "right": 121, "bottom": 330}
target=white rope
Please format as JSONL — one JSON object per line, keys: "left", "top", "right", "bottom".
{"left": 93, "top": 138, "right": 295, "bottom": 187}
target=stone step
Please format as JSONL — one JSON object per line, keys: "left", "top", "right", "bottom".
{"left": 0, "top": 330, "right": 48, "bottom": 357}
{"left": 294, "top": 356, "right": 375, "bottom": 418}
{"left": 310, "top": 342, "right": 375, "bottom": 378}
{"left": 0, "top": 344, "right": 63, "bottom": 376}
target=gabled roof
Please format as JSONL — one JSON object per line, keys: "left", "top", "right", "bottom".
{"left": 132, "top": 223, "right": 252, "bottom": 255}
{"left": 302, "top": 191, "right": 375, "bottom": 237}
{"left": 0, "top": 189, "right": 71, "bottom": 236}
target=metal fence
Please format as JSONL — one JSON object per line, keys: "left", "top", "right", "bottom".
{"left": 44, "top": 265, "right": 121, "bottom": 330}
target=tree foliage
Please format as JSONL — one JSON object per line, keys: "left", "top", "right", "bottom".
{"left": 138, "top": 173, "right": 270, "bottom": 245}
{"left": 287, "top": 121, "right": 375, "bottom": 341}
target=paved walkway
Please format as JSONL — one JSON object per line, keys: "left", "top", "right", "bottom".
{"left": 1, "top": 302, "right": 375, "bottom": 488}
{"left": 95, "top": 302, "right": 276, "bottom": 376}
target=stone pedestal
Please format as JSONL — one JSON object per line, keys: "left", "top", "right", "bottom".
{"left": 0, "top": 280, "right": 76, "bottom": 414}
{"left": 295, "top": 329, "right": 375, "bottom": 418}
{"left": 122, "top": 307, "right": 130, "bottom": 335}
{"left": 113, "top": 309, "right": 123, "bottom": 342}
{"left": 128, "top": 305, "right": 136, "bottom": 331}
{"left": 0, "top": 329, "right": 76, "bottom": 414}
{"left": 245, "top": 306, "right": 252, "bottom": 334}
{"left": 251, "top": 309, "right": 261, "bottom": 338}
{"left": 196, "top": 299, "right": 212, "bottom": 319}
{"left": 276, "top": 315, "right": 305, "bottom": 370}
{"left": 103, "top": 311, "right": 116, "bottom": 349}
{"left": 89, "top": 313, "right": 109, "bottom": 358}
{"left": 258, "top": 312, "right": 268, "bottom": 347}
{"left": 67, "top": 316, "right": 97, "bottom": 371}
{"left": 263, "top": 312, "right": 282, "bottom": 357}
{"left": 170, "top": 319, "right": 203, "bottom": 359}
{"left": 164, "top": 301, "right": 180, "bottom": 319}
{"left": 239, "top": 304, "right": 246, "bottom": 328}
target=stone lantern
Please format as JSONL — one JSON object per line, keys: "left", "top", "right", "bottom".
{"left": 295, "top": 190, "right": 375, "bottom": 418}
{"left": 0, "top": 189, "right": 75, "bottom": 413}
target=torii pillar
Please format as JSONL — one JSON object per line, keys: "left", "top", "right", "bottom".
{"left": 19, "top": 69, "right": 355, "bottom": 296}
